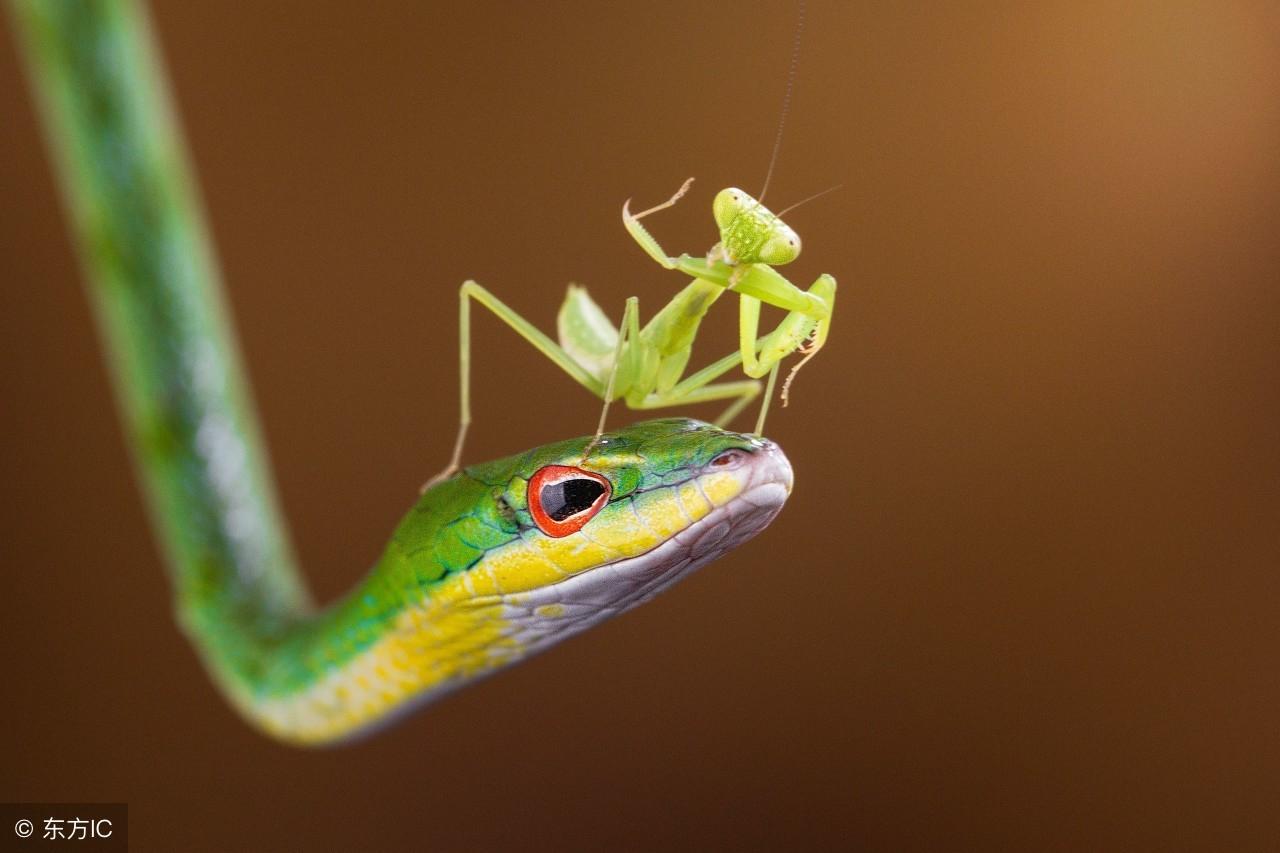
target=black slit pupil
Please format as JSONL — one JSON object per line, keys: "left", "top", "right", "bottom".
{"left": 541, "top": 478, "right": 605, "bottom": 522}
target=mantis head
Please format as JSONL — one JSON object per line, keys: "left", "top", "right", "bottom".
{"left": 712, "top": 187, "right": 802, "bottom": 266}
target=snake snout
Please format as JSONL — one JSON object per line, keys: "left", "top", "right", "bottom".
{"left": 743, "top": 438, "right": 794, "bottom": 498}
{"left": 684, "top": 439, "right": 792, "bottom": 560}
{"left": 705, "top": 436, "right": 793, "bottom": 497}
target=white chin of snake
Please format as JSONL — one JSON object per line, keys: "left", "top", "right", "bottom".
{"left": 503, "top": 441, "right": 794, "bottom": 652}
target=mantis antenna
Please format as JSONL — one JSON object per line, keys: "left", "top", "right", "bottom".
{"left": 776, "top": 183, "right": 843, "bottom": 218}
{"left": 759, "top": 0, "right": 806, "bottom": 202}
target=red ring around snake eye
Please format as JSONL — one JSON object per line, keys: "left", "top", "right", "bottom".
{"left": 527, "top": 465, "right": 612, "bottom": 538}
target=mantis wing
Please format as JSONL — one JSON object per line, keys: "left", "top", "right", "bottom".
{"left": 557, "top": 284, "right": 619, "bottom": 382}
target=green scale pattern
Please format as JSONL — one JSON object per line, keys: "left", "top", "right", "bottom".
{"left": 244, "top": 419, "right": 757, "bottom": 698}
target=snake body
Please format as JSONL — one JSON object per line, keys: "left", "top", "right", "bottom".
{"left": 13, "top": 0, "right": 794, "bottom": 744}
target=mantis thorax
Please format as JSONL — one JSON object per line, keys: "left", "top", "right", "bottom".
{"left": 712, "top": 187, "right": 801, "bottom": 267}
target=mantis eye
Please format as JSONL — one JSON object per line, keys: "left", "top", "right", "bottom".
{"left": 527, "top": 465, "right": 612, "bottom": 538}
{"left": 758, "top": 227, "right": 802, "bottom": 265}
{"left": 713, "top": 187, "right": 751, "bottom": 229}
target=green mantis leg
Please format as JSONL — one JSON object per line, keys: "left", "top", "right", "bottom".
{"left": 634, "top": 377, "right": 762, "bottom": 422}
{"left": 622, "top": 177, "right": 695, "bottom": 270}
{"left": 737, "top": 293, "right": 817, "bottom": 379}
{"left": 582, "top": 288, "right": 769, "bottom": 456}
{"left": 629, "top": 344, "right": 766, "bottom": 431}
{"left": 754, "top": 366, "right": 781, "bottom": 436}
{"left": 735, "top": 274, "right": 835, "bottom": 406}
{"left": 581, "top": 297, "right": 639, "bottom": 462}
{"left": 423, "top": 281, "right": 605, "bottom": 490}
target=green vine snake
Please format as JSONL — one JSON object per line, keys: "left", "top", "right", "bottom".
{"left": 11, "top": 0, "right": 794, "bottom": 745}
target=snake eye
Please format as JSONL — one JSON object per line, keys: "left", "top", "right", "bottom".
{"left": 527, "top": 465, "right": 612, "bottom": 538}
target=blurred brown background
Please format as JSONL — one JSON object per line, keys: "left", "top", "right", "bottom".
{"left": 3, "top": 1, "right": 1279, "bottom": 850}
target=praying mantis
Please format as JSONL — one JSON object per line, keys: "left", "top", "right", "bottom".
{"left": 420, "top": 0, "right": 834, "bottom": 489}
{"left": 425, "top": 178, "right": 838, "bottom": 488}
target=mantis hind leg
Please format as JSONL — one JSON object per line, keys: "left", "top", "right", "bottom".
{"left": 631, "top": 378, "right": 763, "bottom": 430}
{"left": 421, "top": 281, "right": 604, "bottom": 492}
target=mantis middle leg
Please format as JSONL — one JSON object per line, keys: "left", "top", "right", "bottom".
{"left": 423, "top": 281, "right": 609, "bottom": 491}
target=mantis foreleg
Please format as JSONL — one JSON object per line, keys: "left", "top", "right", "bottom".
{"left": 737, "top": 294, "right": 819, "bottom": 379}
{"left": 622, "top": 177, "right": 695, "bottom": 270}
